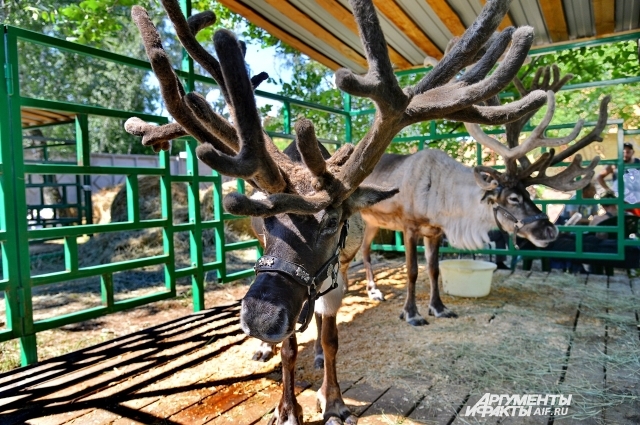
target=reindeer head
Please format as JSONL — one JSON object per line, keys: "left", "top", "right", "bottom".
{"left": 127, "top": 0, "right": 552, "bottom": 343}
{"left": 466, "top": 65, "right": 610, "bottom": 247}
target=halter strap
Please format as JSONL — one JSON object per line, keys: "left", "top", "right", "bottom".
{"left": 253, "top": 220, "right": 349, "bottom": 333}
{"left": 493, "top": 204, "right": 548, "bottom": 249}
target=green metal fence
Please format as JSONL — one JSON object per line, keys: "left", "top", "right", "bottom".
{"left": 2, "top": 22, "right": 640, "bottom": 367}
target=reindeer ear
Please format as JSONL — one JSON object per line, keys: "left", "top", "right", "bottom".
{"left": 473, "top": 166, "right": 502, "bottom": 191}
{"left": 345, "top": 185, "right": 399, "bottom": 213}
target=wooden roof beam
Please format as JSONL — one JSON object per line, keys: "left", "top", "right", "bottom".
{"left": 314, "top": 0, "right": 412, "bottom": 69}
{"left": 371, "top": 0, "right": 442, "bottom": 59}
{"left": 262, "top": 0, "right": 368, "bottom": 69}
{"left": 593, "top": 0, "right": 615, "bottom": 36}
{"left": 539, "top": 0, "right": 569, "bottom": 42}
{"left": 217, "top": 0, "right": 342, "bottom": 70}
{"left": 423, "top": 0, "right": 466, "bottom": 37}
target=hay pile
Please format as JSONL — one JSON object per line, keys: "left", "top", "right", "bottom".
{"left": 80, "top": 177, "right": 255, "bottom": 273}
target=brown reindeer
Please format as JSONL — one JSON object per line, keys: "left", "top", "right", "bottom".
{"left": 125, "top": 0, "right": 552, "bottom": 423}
{"left": 361, "top": 65, "right": 610, "bottom": 326}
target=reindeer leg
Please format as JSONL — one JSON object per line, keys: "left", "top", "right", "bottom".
{"left": 424, "top": 236, "right": 458, "bottom": 318}
{"left": 270, "top": 333, "right": 303, "bottom": 425}
{"left": 252, "top": 341, "right": 277, "bottom": 362}
{"left": 400, "top": 228, "right": 428, "bottom": 326}
{"left": 314, "top": 312, "right": 324, "bottom": 369}
{"left": 361, "top": 223, "right": 384, "bottom": 301}
{"left": 317, "top": 315, "right": 357, "bottom": 425}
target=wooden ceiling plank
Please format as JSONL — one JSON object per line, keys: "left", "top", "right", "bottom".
{"left": 26, "top": 109, "right": 74, "bottom": 120}
{"left": 262, "top": 0, "right": 368, "bottom": 69}
{"left": 593, "top": 0, "right": 615, "bottom": 36}
{"left": 314, "top": 0, "right": 412, "bottom": 69}
{"left": 478, "top": 0, "right": 513, "bottom": 31}
{"left": 371, "top": 0, "right": 442, "bottom": 59}
{"left": 217, "top": 0, "right": 342, "bottom": 70}
{"left": 539, "top": 0, "right": 569, "bottom": 42}
{"left": 423, "top": 0, "right": 466, "bottom": 36}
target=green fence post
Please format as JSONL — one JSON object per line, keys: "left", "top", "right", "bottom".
{"left": 3, "top": 28, "right": 38, "bottom": 365}
{"left": 343, "top": 92, "right": 351, "bottom": 145}
{"left": 75, "top": 114, "right": 92, "bottom": 225}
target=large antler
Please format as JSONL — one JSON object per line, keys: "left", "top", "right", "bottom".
{"left": 126, "top": 0, "right": 548, "bottom": 216}
{"left": 465, "top": 82, "right": 611, "bottom": 191}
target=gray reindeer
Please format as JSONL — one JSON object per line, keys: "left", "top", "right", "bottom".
{"left": 126, "top": 0, "right": 552, "bottom": 423}
{"left": 361, "top": 65, "right": 610, "bottom": 327}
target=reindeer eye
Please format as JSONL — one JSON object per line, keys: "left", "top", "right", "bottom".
{"left": 508, "top": 195, "right": 521, "bottom": 204}
{"left": 324, "top": 217, "right": 339, "bottom": 232}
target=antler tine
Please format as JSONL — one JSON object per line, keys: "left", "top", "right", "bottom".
{"left": 465, "top": 92, "right": 584, "bottom": 166}
{"left": 125, "top": 118, "right": 187, "bottom": 149}
{"left": 415, "top": 0, "right": 513, "bottom": 93}
{"left": 406, "top": 27, "right": 547, "bottom": 125}
{"left": 295, "top": 119, "right": 327, "bottom": 178}
{"left": 159, "top": 0, "right": 229, "bottom": 101}
{"left": 521, "top": 95, "right": 610, "bottom": 190}
{"left": 199, "top": 29, "right": 285, "bottom": 191}
{"left": 332, "top": 0, "right": 409, "bottom": 197}
{"left": 523, "top": 154, "right": 601, "bottom": 191}
{"left": 130, "top": 6, "right": 238, "bottom": 158}
{"left": 550, "top": 95, "right": 611, "bottom": 165}
{"left": 334, "top": 0, "right": 546, "bottom": 200}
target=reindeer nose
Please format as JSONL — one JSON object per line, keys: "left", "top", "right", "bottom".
{"left": 239, "top": 272, "right": 306, "bottom": 343}
{"left": 545, "top": 224, "right": 558, "bottom": 240}
{"left": 240, "top": 297, "right": 291, "bottom": 343}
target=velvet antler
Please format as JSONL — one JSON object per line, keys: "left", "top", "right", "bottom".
{"left": 465, "top": 65, "right": 611, "bottom": 192}
{"left": 127, "top": 0, "right": 552, "bottom": 216}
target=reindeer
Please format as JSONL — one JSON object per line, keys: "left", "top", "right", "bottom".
{"left": 125, "top": 0, "right": 552, "bottom": 423}
{"left": 360, "top": 64, "right": 610, "bottom": 326}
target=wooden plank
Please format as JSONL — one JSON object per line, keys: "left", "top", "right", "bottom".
{"left": 593, "top": 0, "right": 615, "bottom": 36}
{"left": 409, "top": 384, "right": 467, "bottom": 424}
{"left": 217, "top": 0, "right": 342, "bottom": 71}
{"left": 253, "top": 380, "right": 359, "bottom": 424}
{"left": 168, "top": 378, "right": 274, "bottom": 424}
{"left": 263, "top": 0, "right": 367, "bottom": 69}
{"left": 0, "top": 309, "right": 243, "bottom": 424}
{"left": 424, "top": 0, "right": 466, "bottom": 36}
{"left": 356, "top": 386, "right": 418, "bottom": 424}
{"left": 313, "top": 0, "right": 412, "bottom": 69}
{"left": 371, "top": 0, "right": 442, "bottom": 59}
{"left": 341, "top": 381, "right": 389, "bottom": 417}
{"left": 208, "top": 381, "right": 310, "bottom": 425}
{"left": 602, "top": 275, "right": 640, "bottom": 423}
{"left": 538, "top": 0, "right": 569, "bottom": 42}
{"left": 559, "top": 274, "right": 607, "bottom": 425}
{"left": 478, "top": 0, "right": 513, "bottom": 31}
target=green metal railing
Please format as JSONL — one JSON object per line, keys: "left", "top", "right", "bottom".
{"left": 0, "top": 22, "right": 356, "bottom": 366}
{"left": 1, "top": 20, "right": 638, "bottom": 367}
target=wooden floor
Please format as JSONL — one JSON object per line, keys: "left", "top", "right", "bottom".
{"left": 0, "top": 267, "right": 639, "bottom": 425}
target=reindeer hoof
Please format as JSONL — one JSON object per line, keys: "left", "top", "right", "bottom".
{"left": 429, "top": 306, "right": 458, "bottom": 318}
{"left": 400, "top": 311, "right": 428, "bottom": 326}
{"left": 325, "top": 415, "right": 358, "bottom": 425}
{"left": 314, "top": 354, "right": 325, "bottom": 370}
{"left": 367, "top": 288, "right": 385, "bottom": 301}
{"left": 252, "top": 344, "right": 275, "bottom": 362}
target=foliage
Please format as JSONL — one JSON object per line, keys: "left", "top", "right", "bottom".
{"left": 513, "top": 41, "right": 640, "bottom": 128}
{"left": 3, "top": 1, "right": 639, "bottom": 159}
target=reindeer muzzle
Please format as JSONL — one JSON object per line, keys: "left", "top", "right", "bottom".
{"left": 252, "top": 221, "right": 349, "bottom": 333}
{"left": 493, "top": 205, "right": 549, "bottom": 249}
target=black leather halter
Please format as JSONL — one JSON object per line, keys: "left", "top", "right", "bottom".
{"left": 253, "top": 221, "right": 349, "bottom": 333}
{"left": 493, "top": 204, "right": 548, "bottom": 249}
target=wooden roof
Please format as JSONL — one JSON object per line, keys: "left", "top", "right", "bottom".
{"left": 21, "top": 107, "right": 76, "bottom": 128}
{"left": 218, "top": 0, "right": 640, "bottom": 73}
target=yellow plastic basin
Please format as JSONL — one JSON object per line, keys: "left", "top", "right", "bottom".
{"left": 440, "top": 259, "right": 496, "bottom": 297}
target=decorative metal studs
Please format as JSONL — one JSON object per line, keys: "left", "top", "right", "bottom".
{"left": 295, "top": 267, "right": 310, "bottom": 282}
{"left": 257, "top": 257, "right": 275, "bottom": 267}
